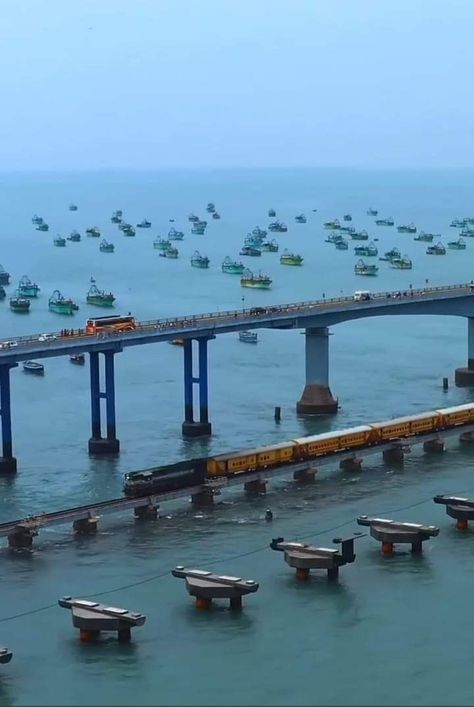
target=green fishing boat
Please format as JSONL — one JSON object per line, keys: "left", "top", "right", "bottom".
{"left": 190, "top": 251, "right": 210, "bottom": 268}
{"left": 191, "top": 221, "right": 207, "bottom": 235}
{"left": 414, "top": 231, "right": 434, "bottom": 242}
{"left": 280, "top": 249, "right": 303, "bottom": 266}
{"left": 426, "top": 243, "right": 446, "bottom": 255}
{"left": 86, "top": 280, "right": 115, "bottom": 307}
{"left": 86, "top": 226, "right": 101, "bottom": 238}
{"left": 390, "top": 255, "right": 412, "bottom": 269}
{"left": 350, "top": 230, "right": 369, "bottom": 240}
{"left": 244, "top": 234, "right": 263, "bottom": 248}
{"left": 99, "top": 239, "right": 114, "bottom": 253}
{"left": 448, "top": 237, "right": 467, "bottom": 250}
{"left": 18, "top": 275, "right": 40, "bottom": 298}
{"left": 168, "top": 227, "right": 184, "bottom": 240}
{"left": 222, "top": 256, "right": 245, "bottom": 274}
{"left": 49, "top": 289, "right": 79, "bottom": 315}
{"left": 268, "top": 220, "right": 288, "bottom": 232}
{"left": 240, "top": 269, "right": 272, "bottom": 289}
{"left": 354, "top": 259, "right": 378, "bottom": 276}
{"left": 397, "top": 223, "right": 417, "bottom": 234}
{"left": 67, "top": 230, "right": 81, "bottom": 242}
{"left": 252, "top": 226, "right": 267, "bottom": 240}
{"left": 154, "top": 237, "right": 172, "bottom": 251}
{"left": 10, "top": 291, "right": 30, "bottom": 312}
{"left": 375, "top": 217, "right": 394, "bottom": 226}
{"left": 53, "top": 236, "right": 66, "bottom": 247}
{"left": 240, "top": 245, "right": 261, "bottom": 256}
{"left": 354, "top": 241, "right": 378, "bottom": 257}
{"left": 379, "top": 247, "right": 401, "bottom": 262}
{"left": 335, "top": 238, "right": 349, "bottom": 250}
{"left": 122, "top": 224, "right": 136, "bottom": 236}
{"left": 261, "top": 239, "right": 279, "bottom": 252}
{"left": 159, "top": 246, "right": 178, "bottom": 258}
{"left": 323, "top": 219, "right": 340, "bottom": 230}
{"left": 325, "top": 233, "right": 344, "bottom": 244}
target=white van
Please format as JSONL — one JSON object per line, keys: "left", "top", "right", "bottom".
{"left": 353, "top": 290, "right": 371, "bottom": 301}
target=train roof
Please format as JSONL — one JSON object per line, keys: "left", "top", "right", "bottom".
{"left": 211, "top": 441, "right": 297, "bottom": 461}
{"left": 435, "top": 403, "right": 474, "bottom": 415}
{"left": 292, "top": 425, "right": 372, "bottom": 445}
{"left": 369, "top": 411, "right": 439, "bottom": 428}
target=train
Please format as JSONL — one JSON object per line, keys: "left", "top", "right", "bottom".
{"left": 123, "top": 403, "right": 474, "bottom": 497}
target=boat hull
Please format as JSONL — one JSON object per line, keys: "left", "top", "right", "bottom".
{"left": 49, "top": 302, "right": 75, "bottom": 315}
{"left": 86, "top": 296, "right": 115, "bottom": 307}
{"left": 241, "top": 281, "right": 272, "bottom": 289}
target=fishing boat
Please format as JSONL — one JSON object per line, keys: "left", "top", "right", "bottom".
{"left": 252, "top": 226, "right": 267, "bottom": 240}
{"left": 191, "top": 220, "right": 207, "bottom": 235}
{"left": 53, "top": 236, "right": 66, "bottom": 247}
{"left": 460, "top": 228, "right": 474, "bottom": 237}
{"left": 414, "top": 231, "right": 434, "bottom": 242}
{"left": 391, "top": 255, "right": 413, "bottom": 269}
{"left": 70, "top": 353, "right": 85, "bottom": 365}
{"left": 0, "top": 265, "right": 11, "bottom": 285}
{"left": 48, "top": 290, "right": 78, "bottom": 315}
{"left": 153, "top": 237, "right": 172, "bottom": 251}
{"left": 354, "top": 259, "right": 378, "bottom": 276}
{"left": 426, "top": 243, "right": 446, "bottom": 255}
{"left": 397, "top": 223, "right": 417, "bottom": 234}
{"left": 136, "top": 219, "right": 151, "bottom": 228}
{"left": 86, "top": 281, "right": 115, "bottom": 306}
{"left": 159, "top": 246, "right": 178, "bottom": 258}
{"left": 268, "top": 220, "right": 288, "bottom": 233}
{"left": 261, "top": 239, "right": 279, "bottom": 252}
{"left": 339, "top": 226, "right": 355, "bottom": 234}
{"left": 69, "top": 204, "right": 78, "bottom": 211}
{"left": 367, "top": 208, "right": 378, "bottom": 216}
{"left": 379, "top": 247, "right": 401, "bottom": 262}
{"left": 111, "top": 210, "right": 123, "bottom": 223}
{"left": 23, "top": 361, "right": 44, "bottom": 375}
{"left": 18, "top": 275, "right": 40, "bottom": 298}
{"left": 99, "top": 239, "right": 114, "bottom": 253}
{"left": 240, "top": 269, "right": 272, "bottom": 289}
{"left": 239, "top": 330, "right": 258, "bottom": 344}
{"left": 268, "top": 208, "right": 276, "bottom": 217}
{"left": 323, "top": 219, "right": 340, "bottom": 230}
{"left": 121, "top": 224, "right": 136, "bottom": 236}
{"left": 240, "top": 245, "right": 261, "bottom": 257}
{"left": 212, "top": 212, "right": 221, "bottom": 220}
{"left": 36, "top": 223, "right": 49, "bottom": 231}
{"left": 350, "top": 230, "right": 369, "bottom": 240}
{"left": 169, "top": 338, "right": 185, "bottom": 346}
{"left": 450, "top": 218, "right": 464, "bottom": 228}
{"left": 67, "top": 230, "right": 81, "bottom": 242}
{"left": 448, "top": 237, "right": 466, "bottom": 250}
{"left": 366, "top": 241, "right": 378, "bottom": 256}
{"left": 168, "top": 227, "right": 184, "bottom": 240}
{"left": 32, "top": 214, "right": 43, "bottom": 225}
{"left": 244, "top": 234, "right": 263, "bottom": 248}
{"left": 0, "top": 286, "right": 5, "bottom": 300}
{"left": 295, "top": 214, "right": 307, "bottom": 224}
{"left": 188, "top": 213, "right": 199, "bottom": 222}
{"left": 222, "top": 257, "right": 245, "bottom": 274}
{"left": 280, "top": 249, "right": 303, "bottom": 266}
{"left": 343, "top": 214, "right": 352, "bottom": 221}
{"left": 325, "top": 233, "right": 344, "bottom": 244}
{"left": 86, "top": 226, "right": 101, "bottom": 238}
{"left": 375, "top": 217, "right": 394, "bottom": 226}
{"left": 190, "top": 251, "right": 210, "bottom": 268}
{"left": 206, "top": 203, "right": 216, "bottom": 213}
{"left": 335, "top": 238, "right": 349, "bottom": 250}
{"left": 9, "top": 292, "right": 30, "bottom": 312}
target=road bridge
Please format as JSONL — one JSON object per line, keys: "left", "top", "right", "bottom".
{"left": 0, "top": 282, "right": 473, "bottom": 471}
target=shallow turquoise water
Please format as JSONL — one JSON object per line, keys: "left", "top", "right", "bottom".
{"left": 0, "top": 168, "right": 473, "bottom": 705}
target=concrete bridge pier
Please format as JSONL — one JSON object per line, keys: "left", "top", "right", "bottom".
{"left": 455, "top": 318, "right": 474, "bottom": 386}
{"left": 296, "top": 328, "right": 338, "bottom": 415}
{"left": 0, "top": 364, "right": 17, "bottom": 474}
{"left": 88, "top": 351, "right": 120, "bottom": 455}
{"left": 182, "top": 337, "right": 212, "bottom": 438}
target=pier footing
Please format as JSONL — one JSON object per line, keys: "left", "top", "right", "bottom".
{"left": 383, "top": 447, "right": 405, "bottom": 465}
{"left": 88, "top": 437, "right": 120, "bottom": 455}
{"left": 182, "top": 421, "right": 212, "bottom": 438}
{"left": 191, "top": 488, "right": 214, "bottom": 507}
{"left": 423, "top": 439, "right": 445, "bottom": 454}
{"left": 244, "top": 479, "right": 266, "bottom": 495}
{"left": 73, "top": 517, "right": 98, "bottom": 534}
{"left": 0, "top": 457, "right": 17, "bottom": 474}
{"left": 455, "top": 367, "right": 474, "bottom": 387}
{"left": 134, "top": 504, "right": 159, "bottom": 520}
{"left": 8, "top": 526, "right": 38, "bottom": 549}
{"left": 296, "top": 384, "right": 338, "bottom": 415}
{"left": 293, "top": 468, "right": 316, "bottom": 483}
{"left": 339, "top": 457, "right": 362, "bottom": 472}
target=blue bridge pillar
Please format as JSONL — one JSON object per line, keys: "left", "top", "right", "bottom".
{"left": 182, "top": 337, "right": 213, "bottom": 438}
{"left": 455, "top": 318, "right": 474, "bottom": 386}
{"left": 0, "top": 363, "right": 17, "bottom": 473}
{"left": 296, "top": 327, "right": 338, "bottom": 415}
{"left": 88, "top": 350, "right": 120, "bottom": 455}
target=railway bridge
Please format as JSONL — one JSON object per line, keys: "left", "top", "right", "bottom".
{"left": 0, "top": 282, "right": 473, "bottom": 472}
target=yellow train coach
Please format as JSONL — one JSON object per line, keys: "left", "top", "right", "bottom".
{"left": 369, "top": 411, "right": 440, "bottom": 442}
{"left": 207, "top": 441, "right": 297, "bottom": 477}
{"left": 435, "top": 403, "right": 474, "bottom": 428}
{"left": 292, "top": 426, "right": 373, "bottom": 460}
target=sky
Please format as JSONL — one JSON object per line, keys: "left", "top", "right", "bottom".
{"left": 0, "top": 0, "right": 473, "bottom": 170}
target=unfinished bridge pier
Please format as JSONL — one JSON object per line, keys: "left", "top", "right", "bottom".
{"left": 296, "top": 327, "right": 338, "bottom": 415}
{"left": 88, "top": 349, "right": 121, "bottom": 456}
{"left": 182, "top": 337, "right": 213, "bottom": 438}
{"left": 455, "top": 318, "right": 474, "bottom": 386}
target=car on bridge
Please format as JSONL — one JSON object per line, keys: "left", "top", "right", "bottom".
{"left": 0, "top": 341, "right": 18, "bottom": 349}
{"left": 38, "top": 333, "right": 57, "bottom": 342}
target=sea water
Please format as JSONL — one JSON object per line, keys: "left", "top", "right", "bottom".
{"left": 0, "top": 168, "right": 472, "bottom": 705}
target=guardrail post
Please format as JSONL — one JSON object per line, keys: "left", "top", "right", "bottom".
{"left": 88, "top": 351, "right": 120, "bottom": 455}
{"left": 455, "top": 317, "right": 474, "bottom": 387}
{"left": 182, "top": 337, "right": 212, "bottom": 438}
{"left": 0, "top": 363, "right": 17, "bottom": 473}
{"left": 296, "top": 327, "right": 338, "bottom": 415}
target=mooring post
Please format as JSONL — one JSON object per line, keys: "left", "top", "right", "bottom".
{"left": 0, "top": 363, "right": 17, "bottom": 473}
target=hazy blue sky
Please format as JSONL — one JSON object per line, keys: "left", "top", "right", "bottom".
{"left": 1, "top": 0, "right": 473, "bottom": 170}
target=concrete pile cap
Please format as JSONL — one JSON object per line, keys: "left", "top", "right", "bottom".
{"left": 357, "top": 516, "right": 439, "bottom": 539}
{"left": 58, "top": 597, "right": 146, "bottom": 626}
{"left": 271, "top": 539, "right": 339, "bottom": 557}
{"left": 0, "top": 648, "right": 12, "bottom": 664}
{"left": 171, "top": 567, "right": 259, "bottom": 597}
{"left": 433, "top": 495, "right": 474, "bottom": 509}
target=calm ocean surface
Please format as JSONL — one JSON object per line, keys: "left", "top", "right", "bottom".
{"left": 0, "top": 168, "right": 473, "bottom": 705}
